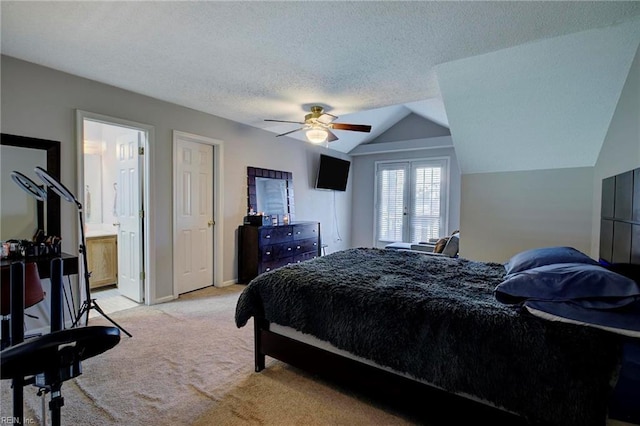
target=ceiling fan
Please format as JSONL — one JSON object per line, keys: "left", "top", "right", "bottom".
{"left": 264, "top": 105, "right": 372, "bottom": 144}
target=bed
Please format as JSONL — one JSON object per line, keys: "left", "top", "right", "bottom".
{"left": 235, "top": 167, "right": 640, "bottom": 425}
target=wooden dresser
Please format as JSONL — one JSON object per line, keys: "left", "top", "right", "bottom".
{"left": 238, "top": 221, "right": 321, "bottom": 283}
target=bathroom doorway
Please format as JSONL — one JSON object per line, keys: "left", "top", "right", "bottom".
{"left": 77, "top": 111, "right": 153, "bottom": 308}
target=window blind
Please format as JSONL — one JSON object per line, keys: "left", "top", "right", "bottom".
{"left": 410, "top": 165, "right": 441, "bottom": 242}
{"left": 375, "top": 159, "right": 447, "bottom": 246}
{"left": 376, "top": 164, "right": 406, "bottom": 242}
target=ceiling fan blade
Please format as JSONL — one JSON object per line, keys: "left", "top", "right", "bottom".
{"left": 276, "top": 127, "right": 305, "bottom": 137}
{"left": 318, "top": 112, "right": 338, "bottom": 124}
{"left": 331, "top": 123, "right": 372, "bottom": 133}
{"left": 265, "top": 119, "right": 306, "bottom": 124}
{"left": 326, "top": 130, "right": 339, "bottom": 142}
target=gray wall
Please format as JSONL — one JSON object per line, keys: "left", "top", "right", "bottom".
{"left": 1, "top": 55, "right": 352, "bottom": 303}
{"left": 370, "top": 113, "right": 450, "bottom": 144}
{"left": 350, "top": 146, "right": 461, "bottom": 248}
{"left": 591, "top": 44, "right": 640, "bottom": 258}
{"left": 460, "top": 167, "right": 594, "bottom": 263}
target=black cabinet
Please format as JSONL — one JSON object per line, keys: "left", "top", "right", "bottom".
{"left": 238, "top": 222, "right": 321, "bottom": 283}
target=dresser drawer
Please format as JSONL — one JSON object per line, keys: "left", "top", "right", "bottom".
{"left": 293, "top": 252, "right": 319, "bottom": 264}
{"left": 292, "top": 223, "right": 318, "bottom": 241}
{"left": 292, "top": 238, "right": 319, "bottom": 255}
{"left": 260, "top": 257, "right": 293, "bottom": 274}
{"left": 261, "top": 242, "right": 295, "bottom": 260}
{"left": 259, "top": 226, "right": 293, "bottom": 245}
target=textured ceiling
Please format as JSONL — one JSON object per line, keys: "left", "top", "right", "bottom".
{"left": 2, "top": 1, "right": 640, "bottom": 170}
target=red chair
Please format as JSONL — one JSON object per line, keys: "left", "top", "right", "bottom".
{"left": 1, "top": 262, "right": 46, "bottom": 350}
{"left": 1, "top": 262, "right": 45, "bottom": 316}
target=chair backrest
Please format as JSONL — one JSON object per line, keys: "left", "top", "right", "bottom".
{"left": 1, "top": 262, "right": 45, "bottom": 316}
{"left": 441, "top": 234, "right": 460, "bottom": 257}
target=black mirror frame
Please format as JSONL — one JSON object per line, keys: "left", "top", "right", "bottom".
{"left": 1, "top": 133, "right": 61, "bottom": 237}
{"left": 247, "top": 166, "right": 294, "bottom": 219}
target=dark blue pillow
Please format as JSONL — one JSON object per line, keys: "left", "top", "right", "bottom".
{"left": 495, "top": 263, "right": 640, "bottom": 306}
{"left": 504, "top": 246, "right": 598, "bottom": 275}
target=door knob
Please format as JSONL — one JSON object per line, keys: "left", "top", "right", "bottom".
{"left": 208, "top": 219, "right": 215, "bottom": 227}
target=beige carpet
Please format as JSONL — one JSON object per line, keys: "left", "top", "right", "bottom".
{"left": 1, "top": 285, "right": 418, "bottom": 426}
{"left": 2, "top": 285, "right": 636, "bottom": 426}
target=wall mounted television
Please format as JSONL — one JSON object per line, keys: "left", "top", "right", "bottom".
{"left": 316, "top": 154, "right": 350, "bottom": 192}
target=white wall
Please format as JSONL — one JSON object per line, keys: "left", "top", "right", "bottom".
{"left": 460, "top": 167, "right": 594, "bottom": 263}
{"left": 591, "top": 44, "right": 640, "bottom": 258}
{"left": 350, "top": 145, "right": 461, "bottom": 248}
{"left": 458, "top": 45, "right": 639, "bottom": 264}
{"left": 1, "top": 55, "right": 352, "bottom": 302}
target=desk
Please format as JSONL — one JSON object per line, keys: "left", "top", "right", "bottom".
{"left": 1, "top": 253, "right": 78, "bottom": 278}
{"left": 1, "top": 254, "right": 75, "bottom": 425}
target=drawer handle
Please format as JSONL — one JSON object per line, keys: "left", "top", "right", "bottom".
{"left": 313, "top": 242, "right": 317, "bottom": 246}
{"left": 296, "top": 231, "right": 301, "bottom": 234}
{"left": 266, "top": 267, "right": 271, "bottom": 271}
{"left": 287, "top": 232, "right": 292, "bottom": 236}
{"left": 287, "top": 247, "right": 292, "bottom": 251}
{"left": 297, "top": 245, "right": 301, "bottom": 249}
{"left": 266, "top": 251, "right": 271, "bottom": 255}
{"left": 265, "top": 235, "right": 271, "bottom": 239}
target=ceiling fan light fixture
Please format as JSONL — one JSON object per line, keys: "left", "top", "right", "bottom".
{"left": 306, "top": 127, "right": 328, "bottom": 144}
{"left": 266, "top": 105, "right": 371, "bottom": 143}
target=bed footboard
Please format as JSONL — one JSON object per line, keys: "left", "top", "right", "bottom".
{"left": 252, "top": 318, "right": 526, "bottom": 425}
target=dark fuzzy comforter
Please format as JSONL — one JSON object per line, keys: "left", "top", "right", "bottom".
{"left": 236, "top": 248, "right": 622, "bottom": 425}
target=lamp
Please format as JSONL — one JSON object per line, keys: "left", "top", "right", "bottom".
{"left": 33, "top": 166, "right": 132, "bottom": 337}
{"left": 305, "top": 126, "right": 329, "bottom": 144}
{"left": 10, "top": 172, "right": 47, "bottom": 202}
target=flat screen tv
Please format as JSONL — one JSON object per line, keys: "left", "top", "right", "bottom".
{"left": 316, "top": 154, "right": 350, "bottom": 191}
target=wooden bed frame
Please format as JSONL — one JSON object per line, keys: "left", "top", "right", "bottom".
{"left": 251, "top": 166, "right": 640, "bottom": 424}
{"left": 253, "top": 318, "right": 527, "bottom": 424}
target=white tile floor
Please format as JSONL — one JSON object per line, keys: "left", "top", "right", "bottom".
{"left": 88, "top": 285, "right": 140, "bottom": 319}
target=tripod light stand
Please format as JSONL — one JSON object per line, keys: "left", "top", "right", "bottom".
{"left": 33, "top": 167, "right": 132, "bottom": 337}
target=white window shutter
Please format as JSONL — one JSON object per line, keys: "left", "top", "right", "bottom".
{"left": 376, "top": 163, "right": 407, "bottom": 242}
{"left": 375, "top": 158, "right": 448, "bottom": 246}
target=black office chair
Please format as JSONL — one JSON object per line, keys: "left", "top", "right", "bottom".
{"left": 0, "top": 259, "right": 121, "bottom": 426}
{"left": 1, "top": 325, "right": 121, "bottom": 426}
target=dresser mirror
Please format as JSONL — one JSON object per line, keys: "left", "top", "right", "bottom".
{"left": 247, "top": 167, "right": 294, "bottom": 220}
{"left": 0, "top": 133, "right": 61, "bottom": 240}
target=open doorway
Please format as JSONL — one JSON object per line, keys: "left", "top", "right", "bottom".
{"left": 77, "top": 111, "right": 154, "bottom": 313}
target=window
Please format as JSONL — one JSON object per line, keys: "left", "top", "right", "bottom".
{"left": 375, "top": 158, "right": 448, "bottom": 247}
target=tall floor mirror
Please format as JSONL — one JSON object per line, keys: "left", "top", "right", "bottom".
{"left": 1, "top": 133, "right": 61, "bottom": 240}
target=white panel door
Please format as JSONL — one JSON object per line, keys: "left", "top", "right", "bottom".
{"left": 176, "top": 139, "right": 214, "bottom": 294}
{"left": 115, "top": 132, "right": 143, "bottom": 302}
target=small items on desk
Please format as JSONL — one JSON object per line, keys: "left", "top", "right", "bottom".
{"left": 244, "top": 214, "right": 272, "bottom": 226}
{"left": 1, "top": 236, "right": 62, "bottom": 260}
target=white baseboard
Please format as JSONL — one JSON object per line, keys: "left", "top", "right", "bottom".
{"left": 219, "top": 279, "right": 237, "bottom": 287}
{"left": 153, "top": 294, "right": 177, "bottom": 305}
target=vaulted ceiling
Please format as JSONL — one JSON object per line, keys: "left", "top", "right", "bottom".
{"left": 2, "top": 2, "right": 639, "bottom": 173}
